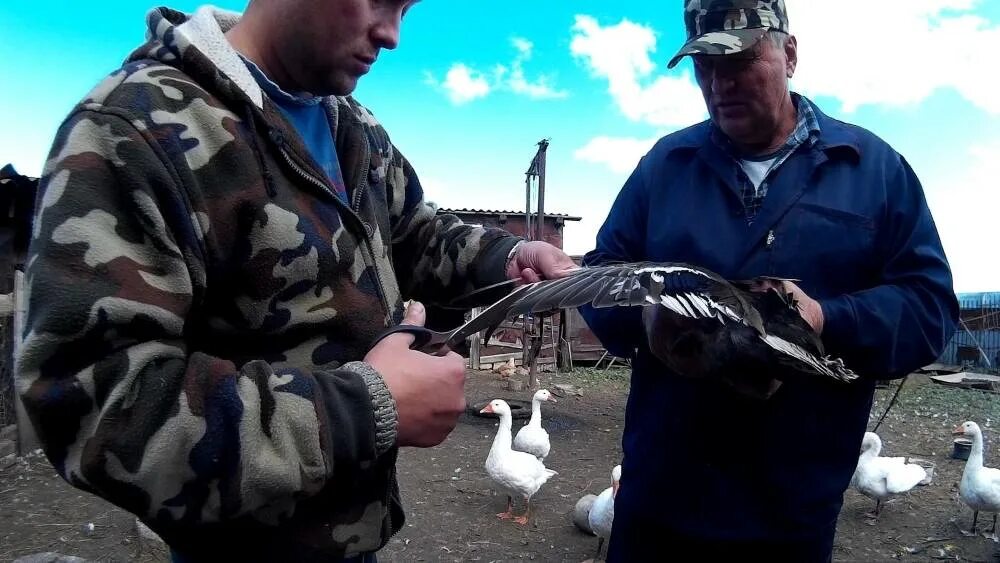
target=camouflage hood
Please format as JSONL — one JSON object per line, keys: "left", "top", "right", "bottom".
{"left": 17, "top": 5, "right": 519, "bottom": 560}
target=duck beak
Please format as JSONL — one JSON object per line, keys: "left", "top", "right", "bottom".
{"left": 480, "top": 404, "right": 494, "bottom": 414}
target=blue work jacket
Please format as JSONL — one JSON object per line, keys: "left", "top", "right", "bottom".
{"left": 579, "top": 97, "right": 959, "bottom": 548}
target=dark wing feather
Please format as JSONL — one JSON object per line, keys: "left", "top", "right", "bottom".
{"left": 443, "top": 262, "right": 761, "bottom": 348}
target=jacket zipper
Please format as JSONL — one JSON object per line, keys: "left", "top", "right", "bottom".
{"left": 351, "top": 140, "right": 395, "bottom": 325}
{"left": 271, "top": 132, "right": 394, "bottom": 322}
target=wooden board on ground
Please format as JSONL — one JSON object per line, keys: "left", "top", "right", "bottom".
{"left": 919, "top": 363, "right": 963, "bottom": 374}
{"left": 929, "top": 371, "right": 1000, "bottom": 392}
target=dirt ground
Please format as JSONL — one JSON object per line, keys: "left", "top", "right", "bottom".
{"left": 2, "top": 368, "right": 999, "bottom": 562}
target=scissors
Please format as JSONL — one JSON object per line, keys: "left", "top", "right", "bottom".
{"left": 368, "top": 277, "right": 527, "bottom": 356}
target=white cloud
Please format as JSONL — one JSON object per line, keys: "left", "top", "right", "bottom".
{"left": 426, "top": 36, "right": 568, "bottom": 104}
{"left": 511, "top": 37, "right": 569, "bottom": 100}
{"left": 922, "top": 138, "right": 1000, "bottom": 292}
{"left": 574, "top": 136, "right": 659, "bottom": 174}
{"left": 787, "top": 0, "right": 1000, "bottom": 114}
{"left": 569, "top": 15, "right": 707, "bottom": 128}
{"left": 424, "top": 64, "right": 491, "bottom": 105}
{"left": 511, "top": 37, "right": 533, "bottom": 57}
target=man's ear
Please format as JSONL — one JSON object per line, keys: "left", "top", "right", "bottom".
{"left": 785, "top": 34, "right": 798, "bottom": 78}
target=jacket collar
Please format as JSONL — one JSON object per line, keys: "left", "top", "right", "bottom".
{"left": 667, "top": 93, "right": 861, "bottom": 158}
{"left": 139, "top": 6, "right": 267, "bottom": 109}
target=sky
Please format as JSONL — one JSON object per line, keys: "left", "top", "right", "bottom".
{"left": 1, "top": 1, "right": 998, "bottom": 292}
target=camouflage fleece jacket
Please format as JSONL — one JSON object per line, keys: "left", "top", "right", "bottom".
{"left": 16, "top": 6, "right": 520, "bottom": 560}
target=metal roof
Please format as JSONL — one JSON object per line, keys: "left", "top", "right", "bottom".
{"left": 437, "top": 208, "right": 582, "bottom": 221}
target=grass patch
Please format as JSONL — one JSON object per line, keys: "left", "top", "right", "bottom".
{"left": 564, "top": 366, "right": 631, "bottom": 387}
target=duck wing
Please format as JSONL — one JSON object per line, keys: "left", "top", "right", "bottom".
{"left": 447, "top": 262, "right": 766, "bottom": 347}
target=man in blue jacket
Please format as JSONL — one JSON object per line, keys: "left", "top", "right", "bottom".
{"left": 579, "top": 1, "right": 960, "bottom": 561}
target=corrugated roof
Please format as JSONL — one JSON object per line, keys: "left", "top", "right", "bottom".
{"left": 436, "top": 207, "right": 582, "bottom": 221}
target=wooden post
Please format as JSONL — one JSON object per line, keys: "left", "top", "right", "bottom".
{"left": 12, "top": 269, "right": 38, "bottom": 454}
{"left": 526, "top": 316, "right": 544, "bottom": 389}
{"left": 469, "top": 306, "right": 482, "bottom": 370}
{"left": 557, "top": 310, "right": 574, "bottom": 372}
{"left": 535, "top": 139, "right": 548, "bottom": 243}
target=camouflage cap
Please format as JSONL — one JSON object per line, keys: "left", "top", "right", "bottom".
{"left": 667, "top": 0, "right": 789, "bottom": 69}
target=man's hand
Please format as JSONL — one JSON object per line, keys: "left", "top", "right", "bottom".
{"left": 364, "top": 301, "right": 467, "bottom": 448}
{"left": 505, "top": 240, "right": 580, "bottom": 284}
{"left": 750, "top": 279, "right": 825, "bottom": 334}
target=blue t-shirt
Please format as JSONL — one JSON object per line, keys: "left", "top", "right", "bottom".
{"left": 242, "top": 57, "right": 349, "bottom": 203}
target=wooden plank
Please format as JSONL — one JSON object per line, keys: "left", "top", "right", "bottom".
{"left": 12, "top": 270, "right": 39, "bottom": 454}
{"left": 930, "top": 372, "right": 1000, "bottom": 392}
{"left": 919, "top": 363, "right": 963, "bottom": 374}
{"left": 480, "top": 352, "right": 557, "bottom": 365}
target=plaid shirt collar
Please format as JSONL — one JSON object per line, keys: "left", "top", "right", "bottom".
{"left": 709, "top": 93, "right": 821, "bottom": 223}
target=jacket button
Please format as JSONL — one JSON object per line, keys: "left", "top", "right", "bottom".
{"left": 363, "top": 222, "right": 375, "bottom": 238}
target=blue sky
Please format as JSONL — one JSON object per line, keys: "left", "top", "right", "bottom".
{"left": 1, "top": 1, "right": 997, "bottom": 292}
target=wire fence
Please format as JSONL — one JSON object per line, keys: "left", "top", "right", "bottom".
{"left": 938, "top": 292, "right": 1000, "bottom": 372}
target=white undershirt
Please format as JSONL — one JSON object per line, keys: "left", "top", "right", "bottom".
{"left": 739, "top": 156, "right": 778, "bottom": 194}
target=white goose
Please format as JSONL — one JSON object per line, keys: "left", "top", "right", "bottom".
{"left": 953, "top": 421, "right": 1000, "bottom": 540}
{"left": 513, "top": 389, "right": 557, "bottom": 460}
{"left": 588, "top": 464, "right": 622, "bottom": 560}
{"left": 850, "top": 431, "right": 926, "bottom": 518}
{"left": 480, "top": 399, "right": 557, "bottom": 525}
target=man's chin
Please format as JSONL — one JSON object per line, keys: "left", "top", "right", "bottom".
{"left": 715, "top": 119, "right": 765, "bottom": 147}
{"left": 304, "top": 75, "right": 359, "bottom": 98}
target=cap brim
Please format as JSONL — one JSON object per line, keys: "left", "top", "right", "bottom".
{"left": 667, "top": 27, "right": 770, "bottom": 69}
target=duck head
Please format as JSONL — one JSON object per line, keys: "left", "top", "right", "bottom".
{"left": 858, "top": 431, "right": 882, "bottom": 457}
{"left": 533, "top": 389, "right": 557, "bottom": 404}
{"left": 480, "top": 399, "right": 511, "bottom": 417}
{"left": 953, "top": 421, "right": 980, "bottom": 437}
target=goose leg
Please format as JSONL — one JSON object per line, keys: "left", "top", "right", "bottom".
{"left": 962, "top": 510, "right": 979, "bottom": 536}
{"left": 594, "top": 536, "right": 605, "bottom": 559}
{"left": 497, "top": 495, "right": 514, "bottom": 520}
{"left": 865, "top": 499, "right": 880, "bottom": 521}
{"left": 513, "top": 496, "right": 531, "bottom": 525}
{"left": 984, "top": 514, "right": 998, "bottom": 542}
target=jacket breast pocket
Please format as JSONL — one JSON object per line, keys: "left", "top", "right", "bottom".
{"left": 772, "top": 203, "right": 878, "bottom": 293}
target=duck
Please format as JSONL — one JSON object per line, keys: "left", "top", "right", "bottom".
{"left": 376, "top": 264, "right": 858, "bottom": 399}
{"left": 850, "top": 431, "right": 926, "bottom": 518}
{"left": 385, "top": 263, "right": 858, "bottom": 398}
{"left": 480, "top": 399, "right": 557, "bottom": 525}
{"left": 953, "top": 421, "right": 1000, "bottom": 540}
{"left": 513, "top": 389, "right": 557, "bottom": 460}
{"left": 588, "top": 464, "right": 622, "bottom": 560}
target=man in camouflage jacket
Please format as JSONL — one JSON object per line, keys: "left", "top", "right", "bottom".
{"left": 16, "top": 2, "right": 576, "bottom": 561}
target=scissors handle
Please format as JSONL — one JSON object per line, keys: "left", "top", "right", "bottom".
{"left": 369, "top": 324, "right": 453, "bottom": 356}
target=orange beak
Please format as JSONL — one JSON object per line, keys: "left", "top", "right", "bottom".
{"left": 480, "top": 404, "right": 495, "bottom": 414}
{"left": 612, "top": 482, "right": 619, "bottom": 497}
{"left": 547, "top": 396, "right": 557, "bottom": 403}
{"left": 953, "top": 425, "right": 966, "bottom": 436}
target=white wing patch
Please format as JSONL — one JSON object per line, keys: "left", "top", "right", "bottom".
{"left": 637, "top": 265, "right": 714, "bottom": 279}
{"left": 761, "top": 334, "right": 855, "bottom": 382}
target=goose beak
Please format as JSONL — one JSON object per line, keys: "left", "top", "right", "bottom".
{"left": 952, "top": 425, "right": 965, "bottom": 435}
{"left": 480, "top": 404, "right": 495, "bottom": 414}
{"left": 547, "top": 396, "right": 557, "bottom": 403}
{"left": 612, "top": 482, "right": 619, "bottom": 497}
